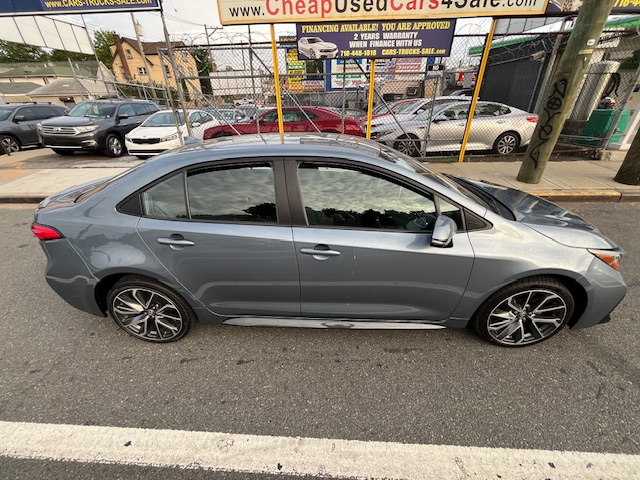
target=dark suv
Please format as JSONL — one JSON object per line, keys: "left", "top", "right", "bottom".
{"left": 39, "top": 99, "right": 159, "bottom": 157}
{"left": 0, "top": 103, "right": 67, "bottom": 153}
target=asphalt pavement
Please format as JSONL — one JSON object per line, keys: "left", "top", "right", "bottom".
{"left": 0, "top": 147, "right": 639, "bottom": 203}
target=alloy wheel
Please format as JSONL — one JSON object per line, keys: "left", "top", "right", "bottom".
{"left": 496, "top": 133, "right": 518, "bottom": 154}
{"left": 108, "top": 136, "right": 123, "bottom": 156}
{"left": 1, "top": 136, "right": 20, "bottom": 153}
{"left": 395, "top": 137, "right": 419, "bottom": 157}
{"left": 486, "top": 289, "right": 568, "bottom": 346}
{"left": 111, "top": 287, "right": 184, "bottom": 341}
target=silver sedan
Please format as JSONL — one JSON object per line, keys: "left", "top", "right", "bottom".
{"left": 32, "top": 134, "right": 626, "bottom": 347}
{"left": 372, "top": 101, "right": 539, "bottom": 156}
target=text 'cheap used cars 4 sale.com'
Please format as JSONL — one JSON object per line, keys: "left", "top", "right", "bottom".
{"left": 217, "top": 0, "right": 548, "bottom": 24}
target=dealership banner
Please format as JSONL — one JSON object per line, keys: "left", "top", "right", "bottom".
{"left": 296, "top": 20, "right": 455, "bottom": 60}
{"left": 217, "top": 0, "right": 550, "bottom": 25}
{"left": 0, "top": 0, "right": 161, "bottom": 17}
{"left": 544, "top": 0, "right": 640, "bottom": 16}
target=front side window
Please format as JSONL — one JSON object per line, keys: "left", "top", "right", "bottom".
{"left": 298, "top": 164, "right": 440, "bottom": 231}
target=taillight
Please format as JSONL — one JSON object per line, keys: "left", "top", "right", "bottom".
{"left": 31, "top": 223, "right": 64, "bottom": 241}
{"left": 526, "top": 116, "right": 539, "bottom": 123}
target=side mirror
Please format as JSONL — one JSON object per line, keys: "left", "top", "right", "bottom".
{"left": 191, "top": 121, "right": 201, "bottom": 127}
{"left": 13, "top": 115, "right": 25, "bottom": 122}
{"left": 431, "top": 215, "right": 457, "bottom": 248}
{"left": 118, "top": 113, "right": 129, "bottom": 120}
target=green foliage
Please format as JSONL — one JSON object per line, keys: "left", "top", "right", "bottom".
{"left": 191, "top": 49, "right": 215, "bottom": 95}
{"left": 48, "top": 50, "right": 94, "bottom": 62}
{"left": 0, "top": 41, "right": 47, "bottom": 62}
{"left": 93, "top": 29, "right": 116, "bottom": 71}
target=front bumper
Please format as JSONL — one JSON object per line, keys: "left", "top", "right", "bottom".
{"left": 125, "top": 138, "right": 180, "bottom": 156}
{"left": 42, "top": 132, "right": 101, "bottom": 151}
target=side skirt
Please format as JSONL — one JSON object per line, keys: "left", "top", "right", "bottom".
{"left": 222, "top": 318, "right": 447, "bottom": 330}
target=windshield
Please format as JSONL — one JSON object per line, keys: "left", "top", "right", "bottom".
{"left": 68, "top": 102, "right": 116, "bottom": 119}
{"left": 307, "top": 38, "right": 321, "bottom": 43}
{"left": 0, "top": 108, "right": 13, "bottom": 121}
{"left": 143, "top": 111, "right": 184, "bottom": 127}
{"left": 395, "top": 101, "right": 421, "bottom": 114}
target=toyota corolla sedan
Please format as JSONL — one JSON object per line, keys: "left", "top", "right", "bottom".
{"left": 31, "top": 134, "right": 626, "bottom": 346}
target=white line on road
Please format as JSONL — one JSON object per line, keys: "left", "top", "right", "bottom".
{"left": 1, "top": 421, "right": 639, "bottom": 479}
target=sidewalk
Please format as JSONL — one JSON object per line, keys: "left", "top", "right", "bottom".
{"left": 0, "top": 148, "right": 638, "bottom": 204}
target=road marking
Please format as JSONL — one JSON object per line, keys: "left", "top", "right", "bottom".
{"left": 1, "top": 421, "right": 639, "bottom": 479}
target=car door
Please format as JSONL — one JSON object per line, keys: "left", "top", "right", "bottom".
{"left": 286, "top": 110, "right": 316, "bottom": 132}
{"left": 285, "top": 159, "right": 475, "bottom": 321}
{"left": 117, "top": 103, "right": 142, "bottom": 135}
{"left": 136, "top": 159, "right": 300, "bottom": 317}
{"left": 467, "top": 102, "right": 507, "bottom": 150}
{"left": 427, "top": 103, "right": 470, "bottom": 152}
{"left": 258, "top": 111, "right": 280, "bottom": 133}
{"left": 12, "top": 107, "right": 40, "bottom": 145}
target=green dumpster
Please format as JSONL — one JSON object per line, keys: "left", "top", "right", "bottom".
{"left": 610, "top": 110, "right": 630, "bottom": 144}
{"left": 580, "top": 109, "right": 617, "bottom": 146}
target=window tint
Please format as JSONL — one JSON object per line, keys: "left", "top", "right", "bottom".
{"left": 32, "top": 106, "right": 56, "bottom": 119}
{"left": 190, "top": 112, "right": 203, "bottom": 123}
{"left": 142, "top": 173, "right": 187, "bottom": 219}
{"left": 119, "top": 104, "right": 136, "bottom": 116}
{"left": 440, "top": 105, "right": 469, "bottom": 121}
{"left": 298, "top": 164, "right": 438, "bottom": 231}
{"left": 15, "top": 107, "right": 36, "bottom": 121}
{"left": 477, "top": 103, "right": 507, "bottom": 117}
{"left": 132, "top": 103, "right": 149, "bottom": 115}
{"left": 261, "top": 112, "right": 278, "bottom": 123}
{"left": 187, "top": 163, "right": 277, "bottom": 223}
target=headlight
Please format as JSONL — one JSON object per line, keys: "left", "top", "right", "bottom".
{"left": 589, "top": 249, "right": 622, "bottom": 271}
{"left": 76, "top": 125, "right": 100, "bottom": 133}
{"left": 161, "top": 133, "right": 179, "bottom": 142}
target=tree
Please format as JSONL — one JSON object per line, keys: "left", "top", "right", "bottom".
{"left": 614, "top": 130, "right": 640, "bottom": 185}
{"left": 0, "top": 41, "right": 47, "bottom": 62}
{"left": 48, "top": 50, "right": 94, "bottom": 62}
{"left": 93, "top": 29, "right": 116, "bottom": 71}
{"left": 191, "top": 49, "right": 214, "bottom": 95}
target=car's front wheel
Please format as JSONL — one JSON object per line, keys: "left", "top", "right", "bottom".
{"left": 0, "top": 135, "right": 20, "bottom": 153}
{"left": 107, "top": 276, "right": 195, "bottom": 343}
{"left": 472, "top": 276, "right": 574, "bottom": 347}
{"left": 104, "top": 134, "right": 124, "bottom": 157}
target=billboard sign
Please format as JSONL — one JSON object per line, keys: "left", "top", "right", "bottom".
{"left": 218, "top": 0, "right": 550, "bottom": 26}
{"left": 0, "top": 0, "right": 161, "bottom": 17}
{"left": 545, "top": 0, "right": 640, "bottom": 16}
{"left": 296, "top": 20, "right": 455, "bottom": 60}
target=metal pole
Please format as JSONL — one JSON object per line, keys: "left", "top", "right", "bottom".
{"left": 602, "top": 65, "right": 640, "bottom": 151}
{"left": 160, "top": 0, "right": 193, "bottom": 137}
{"left": 341, "top": 60, "right": 347, "bottom": 134}
{"left": 422, "top": 68, "right": 440, "bottom": 156}
{"left": 270, "top": 25, "right": 285, "bottom": 140}
{"left": 80, "top": 15, "right": 111, "bottom": 97}
{"left": 248, "top": 25, "right": 257, "bottom": 101}
{"left": 158, "top": 51, "right": 185, "bottom": 147}
{"left": 366, "top": 59, "right": 377, "bottom": 140}
{"left": 458, "top": 18, "right": 497, "bottom": 163}
{"left": 130, "top": 12, "right": 156, "bottom": 100}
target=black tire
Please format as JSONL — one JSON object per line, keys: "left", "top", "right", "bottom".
{"left": 493, "top": 131, "right": 520, "bottom": 155}
{"left": 135, "top": 155, "right": 152, "bottom": 160}
{"left": 52, "top": 149, "right": 75, "bottom": 156}
{"left": 472, "top": 276, "right": 574, "bottom": 347}
{"left": 393, "top": 135, "right": 421, "bottom": 157}
{"left": 0, "top": 135, "right": 21, "bottom": 153}
{"left": 104, "top": 133, "right": 124, "bottom": 157}
{"left": 107, "top": 276, "right": 195, "bottom": 343}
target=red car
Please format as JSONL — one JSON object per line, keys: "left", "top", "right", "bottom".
{"left": 203, "top": 107, "right": 362, "bottom": 139}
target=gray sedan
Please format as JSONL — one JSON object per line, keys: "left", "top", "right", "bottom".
{"left": 32, "top": 134, "right": 626, "bottom": 347}
{"left": 372, "top": 101, "right": 539, "bottom": 156}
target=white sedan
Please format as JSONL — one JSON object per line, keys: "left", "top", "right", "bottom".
{"left": 125, "top": 109, "right": 220, "bottom": 159}
{"left": 298, "top": 37, "right": 339, "bottom": 59}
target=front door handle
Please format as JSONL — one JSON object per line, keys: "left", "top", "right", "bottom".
{"left": 300, "top": 246, "right": 341, "bottom": 260}
{"left": 157, "top": 235, "right": 195, "bottom": 250}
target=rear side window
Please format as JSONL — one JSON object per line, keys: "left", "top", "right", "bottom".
{"left": 119, "top": 104, "right": 136, "bottom": 117}
{"left": 132, "top": 104, "right": 149, "bottom": 115}
{"left": 140, "top": 163, "right": 278, "bottom": 224}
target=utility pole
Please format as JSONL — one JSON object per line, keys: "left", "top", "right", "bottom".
{"left": 614, "top": 129, "right": 640, "bottom": 185}
{"left": 130, "top": 13, "right": 157, "bottom": 100}
{"left": 517, "top": 0, "right": 616, "bottom": 184}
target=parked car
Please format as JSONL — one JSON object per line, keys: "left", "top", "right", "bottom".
{"left": 125, "top": 109, "right": 220, "bottom": 159}
{"left": 0, "top": 103, "right": 67, "bottom": 153}
{"left": 39, "top": 99, "right": 159, "bottom": 157}
{"left": 203, "top": 107, "right": 362, "bottom": 139}
{"left": 450, "top": 89, "right": 475, "bottom": 96}
{"left": 32, "top": 134, "right": 626, "bottom": 346}
{"left": 202, "top": 107, "right": 248, "bottom": 123}
{"left": 372, "top": 100, "right": 538, "bottom": 156}
{"left": 298, "top": 37, "right": 339, "bottom": 59}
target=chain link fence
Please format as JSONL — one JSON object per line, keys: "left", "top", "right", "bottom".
{"left": 161, "top": 21, "right": 640, "bottom": 160}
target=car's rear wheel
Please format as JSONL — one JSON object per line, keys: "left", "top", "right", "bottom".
{"left": 107, "top": 276, "right": 194, "bottom": 343}
{"left": 0, "top": 135, "right": 20, "bottom": 153}
{"left": 493, "top": 131, "right": 520, "bottom": 155}
{"left": 472, "top": 276, "right": 574, "bottom": 347}
{"left": 104, "top": 134, "right": 124, "bottom": 157}
{"left": 394, "top": 135, "right": 421, "bottom": 157}
{"left": 52, "top": 149, "right": 75, "bottom": 156}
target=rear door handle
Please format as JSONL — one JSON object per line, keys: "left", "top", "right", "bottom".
{"left": 157, "top": 235, "right": 195, "bottom": 250}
